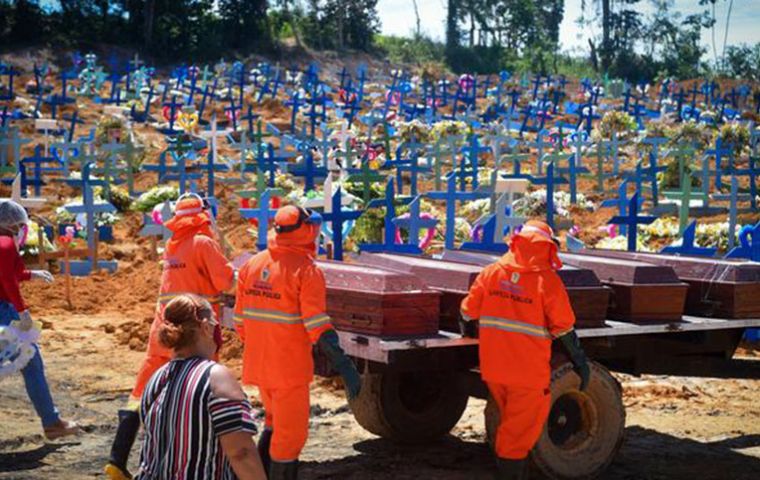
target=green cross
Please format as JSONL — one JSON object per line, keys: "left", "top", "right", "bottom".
{"left": 121, "top": 138, "right": 144, "bottom": 196}
{"left": 347, "top": 159, "right": 385, "bottom": 205}
{"left": 664, "top": 170, "right": 693, "bottom": 235}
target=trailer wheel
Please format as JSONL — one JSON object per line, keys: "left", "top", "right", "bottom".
{"left": 349, "top": 371, "right": 469, "bottom": 443}
{"left": 485, "top": 362, "right": 625, "bottom": 479}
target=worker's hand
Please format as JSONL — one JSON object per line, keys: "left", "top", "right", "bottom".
{"left": 30, "top": 270, "right": 54, "bottom": 284}
{"left": 318, "top": 329, "right": 362, "bottom": 400}
{"left": 458, "top": 318, "right": 479, "bottom": 338}
{"left": 575, "top": 361, "right": 591, "bottom": 392}
{"left": 18, "top": 310, "right": 35, "bottom": 332}
{"left": 558, "top": 330, "right": 591, "bottom": 392}
{"left": 340, "top": 362, "right": 362, "bottom": 401}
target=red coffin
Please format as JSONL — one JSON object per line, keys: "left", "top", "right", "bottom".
{"left": 231, "top": 253, "right": 440, "bottom": 336}
{"left": 357, "top": 252, "right": 481, "bottom": 331}
{"left": 438, "top": 250, "right": 611, "bottom": 328}
{"left": 559, "top": 253, "right": 689, "bottom": 323}
{"left": 578, "top": 250, "right": 760, "bottom": 319}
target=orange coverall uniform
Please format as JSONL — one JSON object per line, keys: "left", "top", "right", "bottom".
{"left": 234, "top": 232, "right": 333, "bottom": 462}
{"left": 461, "top": 222, "right": 575, "bottom": 460}
{"left": 130, "top": 205, "right": 234, "bottom": 403}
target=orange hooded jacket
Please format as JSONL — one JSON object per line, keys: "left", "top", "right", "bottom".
{"left": 461, "top": 221, "right": 575, "bottom": 389}
{"left": 234, "top": 207, "right": 334, "bottom": 389}
{"left": 146, "top": 196, "right": 235, "bottom": 358}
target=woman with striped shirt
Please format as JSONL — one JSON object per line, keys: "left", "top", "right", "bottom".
{"left": 135, "top": 294, "right": 266, "bottom": 480}
{"left": 106, "top": 194, "right": 236, "bottom": 480}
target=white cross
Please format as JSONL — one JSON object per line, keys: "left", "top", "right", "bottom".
{"left": 199, "top": 115, "right": 230, "bottom": 170}
{"left": 9, "top": 174, "right": 46, "bottom": 209}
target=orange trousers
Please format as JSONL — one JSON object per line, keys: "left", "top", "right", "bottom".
{"left": 258, "top": 385, "right": 310, "bottom": 461}
{"left": 129, "top": 354, "right": 171, "bottom": 404}
{"left": 488, "top": 382, "right": 552, "bottom": 460}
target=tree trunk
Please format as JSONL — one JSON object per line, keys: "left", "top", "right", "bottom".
{"left": 412, "top": 0, "right": 421, "bottom": 39}
{"left": 143, "top": 0, "right": 156, "bottom": 49}
{"left": 601, "top": 0, "right": 611, "bottom": 72}
{"left": 446, "top": 0, "right": 459, "bottom": 50}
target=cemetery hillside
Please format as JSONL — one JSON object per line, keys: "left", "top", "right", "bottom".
{"left": 0, "top": 1, "right": 759, "bottom": 479}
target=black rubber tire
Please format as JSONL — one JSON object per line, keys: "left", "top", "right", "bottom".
{"left": 349, "top": 370, "right": 470, "bottom": 443}
{"left": 485, "top": 361, "right": 625, "bottom": 479}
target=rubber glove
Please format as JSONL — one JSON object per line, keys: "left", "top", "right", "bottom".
{"left": 30, "top": 270, "right": 54, "bottom": 284}
{"left": 317, "top": 329, "right": 361, "bottom": 400}
{"left": 18, "top": 310, "right": 34, "bottom": 332}
{"left": 458, "top": 317, "right": 479, "bottom": 338}
{"left": 558, "top": 330, "right": 591, "bottom": 391}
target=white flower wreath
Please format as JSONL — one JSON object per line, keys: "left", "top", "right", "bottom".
{"left": 0, "top": 319, "right": 41, "bottom": 379}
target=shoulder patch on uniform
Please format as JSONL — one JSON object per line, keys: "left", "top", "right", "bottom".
{"left": 261, "top": 267, "right": 270, "bottom": 282}
{"left": 511, "top": 272, "right": 520, "bottom": 284}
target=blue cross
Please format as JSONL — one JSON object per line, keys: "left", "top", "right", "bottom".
{"left": 285, "top": 91, "right": 306, "bottom": 133}
{"left": 725, "top": 221, "right": 760, "bottom": 262}
{"left": 321, "top": 187, "right": 363, "bottom": 261}
{"left": 0, "top": 64, "right": 19, "bottom": 101}
{"left": 460, "top": 214, "right": 508, "bottom": 254}
{"left": 64, "top": 162, "right": 119, "bottom": 273}
{"left": 289, "top": 150, "right": 327, "bottom": 192}
{"left": 18, "top": 146, "right": 56, "bottom": 196}
{"left": 530, "top": 161, "right": 568, "bottom": 230}
{"left": 660, "top": 220, "right": 717, "bottom": 257}
{"left": 733, "top": 155, "right": 759, "bottom": 211}
{"left": 608, "top": 191, "right": 657, "bottom": 252}
{"left": 395, "top": 140, "right": 430, "bottom": 197}
{"left": 360, "top": 178, "right": 418, "bottom": 254}
{"left": 706, "top": 138, "right": 734, "bottom": 190}
{"left": 239, "top": 189, "right": 278, "bottom": 251}
{"left": 459, "top": 134, "right": 488, "bottom": 191}
{"left": 426, "top": 172, "right": 488, "bottom": 250}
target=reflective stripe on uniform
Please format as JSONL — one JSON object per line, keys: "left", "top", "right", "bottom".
{"left": 460, "top": 311, "right": 474, "bottom": 322}
{"left": 479, "top": 316, "right": 550, "bottom": 339}
{"left": 302, "top": 313, "right": 330, "bottom": 331}
{"left": 235, "top": 308, "right": 302, "bottom": 325}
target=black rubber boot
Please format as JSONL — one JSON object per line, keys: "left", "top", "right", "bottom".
{"left": 257, "top": 428, "right": 273, "bottom": 474}
{"left": 269, "top": 460, "right": 299, "bottom": 480}
{"left": 104, "top": 409, "right": 140, "bottom": 480}
{"left": 495, "top": 458, "right": 527, "bottom": 480}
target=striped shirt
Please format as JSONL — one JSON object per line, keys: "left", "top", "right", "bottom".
{"left": 136, "top": 357, "right": 257, "bottom": 480}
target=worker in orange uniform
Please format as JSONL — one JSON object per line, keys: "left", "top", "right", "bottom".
{"left": 460, "top": 220, "right": 590, "bottom": 479}
{"left": 105, "top": 193, "right": 235, "bottom": 480}
{"left": 235, "top": 205, "right": 361, "bottom": 480}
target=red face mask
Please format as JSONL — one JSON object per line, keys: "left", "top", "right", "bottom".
{"left": 15, "top": 224, "right": 29, "bottom": 249}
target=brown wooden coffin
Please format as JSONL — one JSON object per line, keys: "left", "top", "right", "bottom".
{"left": 578, "top": 250, "right": 760, "bottom": 319}
{"left": 357, "top": 252, "right": 481, "bottom": 331}
{"left": 231, "top": 253, "right": 440, "bottom": 336}
{"left": 317, "top": 261, "right": 441, "bottom": 337}
{"left": 559, "top": 253, "right": 689, "bottom": 323}
{"left": 440, "top": 250, "right": 611, "bottom": 328}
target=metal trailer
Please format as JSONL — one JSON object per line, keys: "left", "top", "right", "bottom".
{"left": 333, "top": 316, "right": 760, "bottom": 479}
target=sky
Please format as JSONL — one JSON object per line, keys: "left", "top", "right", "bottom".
{"left": 376, "top": 0, "right": 760, "bottom": 60}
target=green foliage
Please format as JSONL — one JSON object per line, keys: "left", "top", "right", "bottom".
{"left": 724, "top": 43, "right": 760, "bottom": 81}
{"left": 133, "top": 186, "right": 179, "bottom": 213}
{"left": 374, "top": 35, "right": 445, "bottom": 65}
{"left": 300, "top": 0, "right": 380, "bottom": 51}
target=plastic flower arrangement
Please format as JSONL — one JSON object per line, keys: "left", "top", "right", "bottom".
{"left": 430, "top": 120, "right": 467, "bottom": 143}
{"left": 593, "top": 111, "right": 637, "bottom": 140}
{"left": 669, "top": 121, "right": 714, "bottom": 151}
{"left": 594, "top": 235, "right": 653, "bottom": 252}
{"left": 718, "top": 123, "right": 750, "bottom": 155}
{"left": 133, "top": 185, "right": 180, "bottom": 213}
{"left": 20, "top": 221, "right": 56, "bottom": 257}
{"left": 395, "top": 119, "right": 431, "bottom": 143}
{"left": 513, "top": 189, "right": 595, "bottom": 219}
